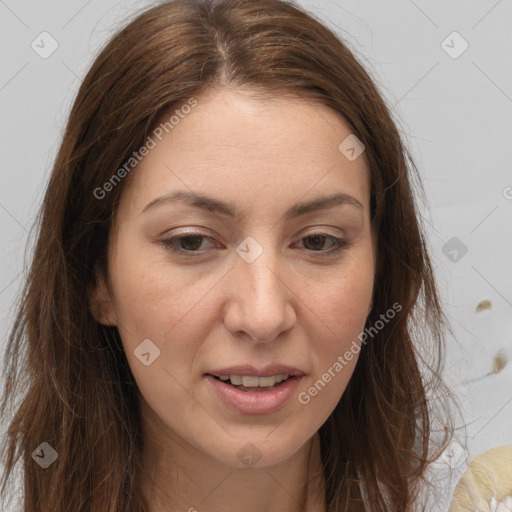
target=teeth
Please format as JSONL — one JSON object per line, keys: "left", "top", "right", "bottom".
{"left": 242, "top": 376, "right": 260, "bottom": 387}
{"left": 220, "top": 374, "right": 291, "bottom": 387}
{"left": 258, "top": 376, "right": 276, "bottom": 387}
{"left": 230, "top": 375, "right": 243, "bottom": 386}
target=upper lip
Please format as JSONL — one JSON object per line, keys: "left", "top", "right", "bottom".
{"left": 207, "top": 365, "right": 306, "bottom": 377}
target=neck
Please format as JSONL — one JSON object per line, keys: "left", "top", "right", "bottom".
{"left": 138, "top": 401, "right": 326, "bottom": 512}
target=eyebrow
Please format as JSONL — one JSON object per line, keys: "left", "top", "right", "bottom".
{"left": 142, "top": 190, "right": 364, "bottom": 220}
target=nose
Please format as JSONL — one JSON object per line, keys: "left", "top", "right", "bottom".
{"left": 222, "top": 241, "right": 296, "bottom": 343}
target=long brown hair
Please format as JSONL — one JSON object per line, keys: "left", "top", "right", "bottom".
{"left": 0, "top": 0, "right": 454, "bottom": 510}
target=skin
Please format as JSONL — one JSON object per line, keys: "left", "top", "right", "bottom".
{"left": 91, "top": 87, "right": 376, "bottom": 512}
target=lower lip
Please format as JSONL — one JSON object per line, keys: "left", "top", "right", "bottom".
{"left": 204, "top": 375, "right": 303, "bottom": 415}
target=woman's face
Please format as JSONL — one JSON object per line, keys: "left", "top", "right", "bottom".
{"left": 97, "top": 87, "right": 375, "bottom": 468}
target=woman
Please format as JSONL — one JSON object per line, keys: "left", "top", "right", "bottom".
{"left": 0, "top": 0, "right": 454, "bottom": 510}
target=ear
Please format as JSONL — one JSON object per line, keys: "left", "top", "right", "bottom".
{"left": 88, "top": 265, "right": 118, "bottom": 326}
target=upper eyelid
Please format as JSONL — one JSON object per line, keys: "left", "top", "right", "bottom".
{"left": 161, "top": 227, "right": 345, "bottom": 242}
{"left": 160, "top": 230, "right": 347, "bottom": 250}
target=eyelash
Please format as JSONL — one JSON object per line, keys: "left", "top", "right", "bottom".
{"left": 159, "top": 231, "right": 349, "bottom": 258}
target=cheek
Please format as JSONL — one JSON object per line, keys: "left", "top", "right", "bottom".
{"left": 299, "top": 247, "right": 373, "bottom": 406}
{"left": 108, "top": 233, "right": 213, "bottom": 335}
{"left": 106, "top": 242, "right": 191, "bottom": 369}
{"left": 306, "top": 243, "right": 374, "bottom": 339}
{"left": 107, "top": 249, "right": 213, "bottom": 429}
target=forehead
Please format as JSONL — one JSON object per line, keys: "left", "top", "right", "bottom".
{"left": 120, "top": 88, "right": 371, "bottom": 218}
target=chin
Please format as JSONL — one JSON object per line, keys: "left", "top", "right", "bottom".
{"left": 209, "top": 433, "right": 312, "bottom": 470}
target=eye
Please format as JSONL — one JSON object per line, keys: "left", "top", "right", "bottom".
{"left": 159, "top": 231, "right": 349, "bottom": 257}
{"left": 293, "top": 232, "right": 349, "bottom": 257}
{"left": 160, "top": 233, "right": 219, "bottom": 254}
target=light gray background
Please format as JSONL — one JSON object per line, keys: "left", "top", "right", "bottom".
{"left": 1, "top": 1, "right": 511, "bottom": 510}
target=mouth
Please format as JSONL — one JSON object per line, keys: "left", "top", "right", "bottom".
{"left": 204, "top": 365, "right": 306, "bottom": 414}
{"left": 208, "top": 373, "right": 296, "bottom": 392}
